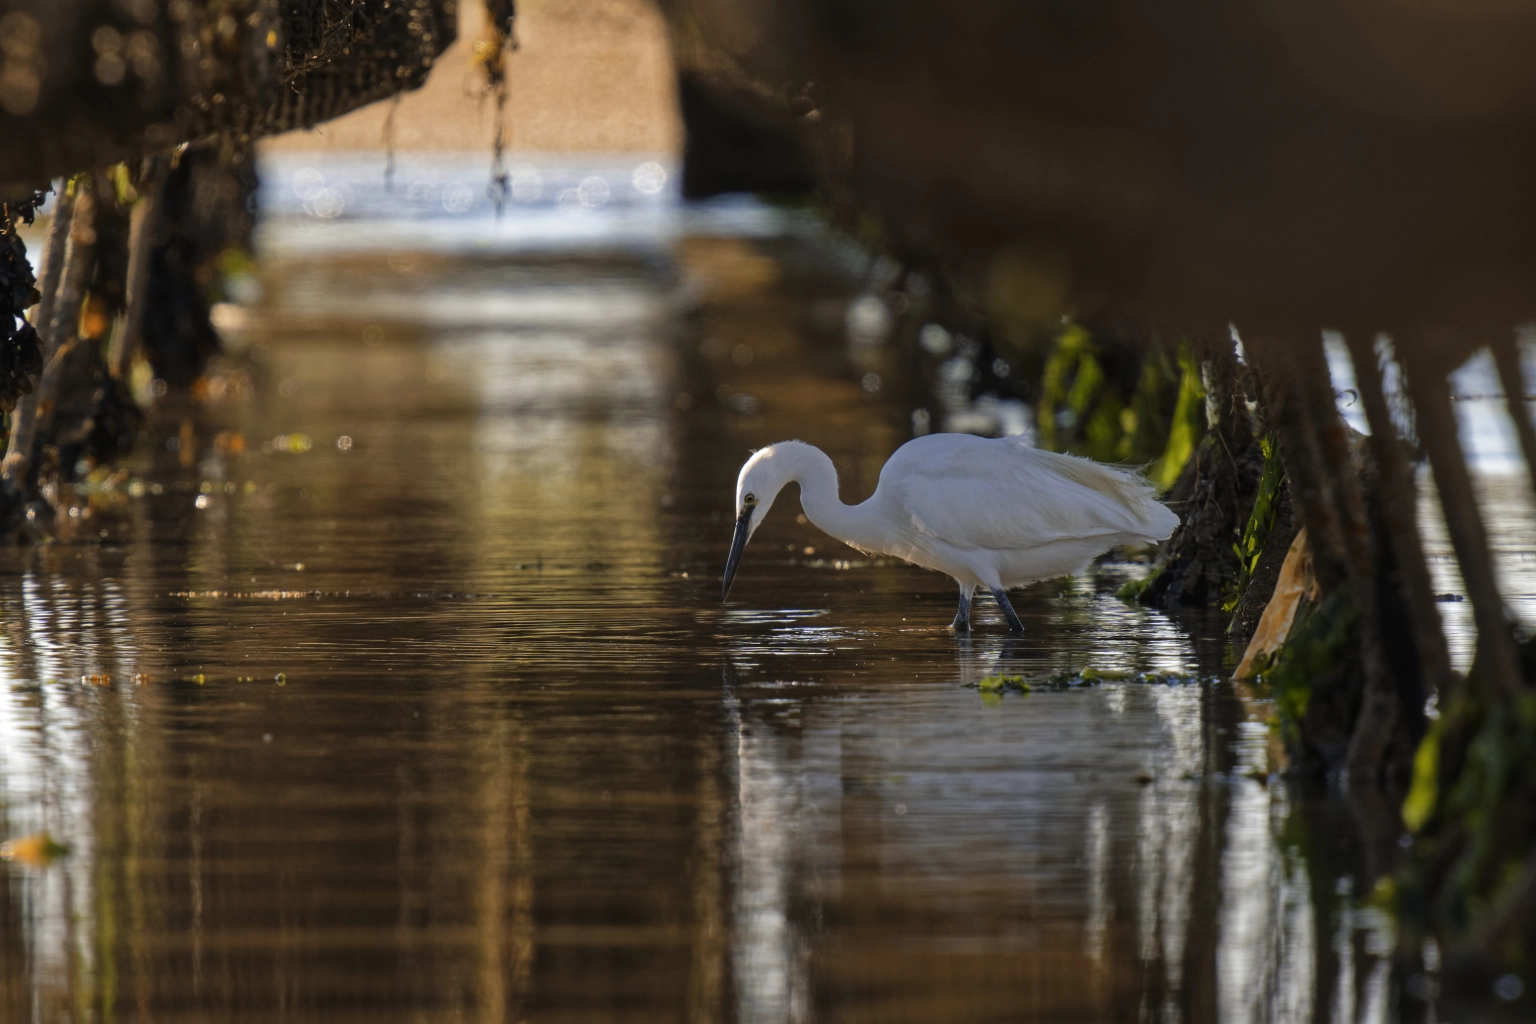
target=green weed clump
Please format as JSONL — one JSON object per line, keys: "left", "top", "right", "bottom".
{"left": 1116, "top": 568, "right": 1160, "bottom": 602}
{"left": 1397, "top": 641, "right": 1536, "bottom": 966}
{"left": 1034, "top": 326, "right": 1203, "bottom": 477}
{"left": 1222, "top": 436, "right": 1284, "bottom": 615}
{"left": 976, "top": 674, "right": 1030, "bottom": 693}
{"left": 966, "top": 666, "right": 1209, "bottom": 700}
{"left": 1237, "top": 589, "right": 1359, "bottom": 762}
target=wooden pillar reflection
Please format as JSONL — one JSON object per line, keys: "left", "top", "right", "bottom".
{"left": 476, "top": 716, "right": 512, "bottom": 1024}
{"left": 508, "top": 716, "right": 534, "bottom": 1019}
{"left": 687, "top": 722, "right": 726, "bottom": 1023}
{"left": 474, "top": 710, "right": 533, "bottom": 1024}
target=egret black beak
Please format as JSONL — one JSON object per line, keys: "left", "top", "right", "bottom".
{"left": 721, "top": 509, "right": 752, "bottom": 601}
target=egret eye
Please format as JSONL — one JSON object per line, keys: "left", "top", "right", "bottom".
{"left": 743, "top": 493, "right": 757, "bottom": 507}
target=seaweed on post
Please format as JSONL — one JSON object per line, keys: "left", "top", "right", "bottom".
{"left": 1135, "top": 344, "right": 1269, "bottom": 611}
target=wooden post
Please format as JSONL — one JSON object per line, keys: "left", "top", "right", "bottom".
{"left": 109, "top": 158, "right": 167, "bottom": 381}
{"left": 1253, "top": 341, "right": 1351, "bottom": 592}
{"left": 1489, "top": 333, "right": 1536, "bottom": 507}
{"left": 1401, "top": 346, "right": 1523, "bottom": 699}
{"left": 2, "top": 178, "right": 89, "bottom": 486}
{"left": 1342, "top": 332, "right": 1454, "bottom": 699}
{"left": 29, "top": 177, "right": 100, "bottom": 455}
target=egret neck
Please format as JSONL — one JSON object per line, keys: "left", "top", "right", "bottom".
{"left": 776, "top": 444, "right": 888, "bottom": 556}
{"left": 725, "top": 442, "right": 894, "bottom": 599}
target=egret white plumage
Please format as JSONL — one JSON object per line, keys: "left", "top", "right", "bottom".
{"left": 721, "top": 434, "right": 1180, "bottom": 633}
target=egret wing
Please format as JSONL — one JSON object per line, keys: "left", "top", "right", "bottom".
{"left": 880, "top": 435, "right": 1172, "bottom": 552}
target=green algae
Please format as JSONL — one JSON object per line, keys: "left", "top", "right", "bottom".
{"left": 1223, "top": 435, "right": 1285, "bottom": 616}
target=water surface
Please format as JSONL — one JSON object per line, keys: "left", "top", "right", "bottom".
{"left": 2, "top": 174, "right": 1532, "bottom": 1022}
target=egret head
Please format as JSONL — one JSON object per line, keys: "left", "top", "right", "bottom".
{"left": 721, "top": 444, "right": 797, "bottom": 600}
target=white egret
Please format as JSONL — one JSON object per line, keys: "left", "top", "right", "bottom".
{"left": 721, "top": 434, "right": 1179, "bottom": 633}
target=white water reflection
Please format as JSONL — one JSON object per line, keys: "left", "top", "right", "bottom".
{"left": 1220, "top": 780, "right": 1316, "bottom": 1023}
{"left": 729, "top": 689, "right": 812, "bottom": 1024}
{"left": 0, "top": 575, "right": 149, "bottom": 1022}
{"left": 1085, "top": 801, "right": 1110, "bottom": 968}
{"left": 716, "top": 634, "right": 1425, "bottom": 1021}
{"left": 1137, "top": 685, "right": 1203, "bottom": 1018}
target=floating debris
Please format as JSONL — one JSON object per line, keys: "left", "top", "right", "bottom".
{"left": 0, "top": 832, "right": 70, "bottom": 867}
{"left": 1058, "top": 667, "right": 1208, "bottom": 688}
{"left": 80, "top": 673, "right": 111, "bottom": 686}
{"left": 976, "top": 674, "right": 1029, "bottom": 693}
{"left": 965, "top": 666, "right": 1211, "bottom": 695}
{"left": 265, "top": 433, "right": 313, "bottom": 454}
{"left": 170, "top": 590, "right": 319, "bottom": 600}
{"left": 1078, "top": 667, "right": 1132, "bottom": 682}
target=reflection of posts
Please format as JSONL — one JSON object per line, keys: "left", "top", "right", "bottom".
{"left": 729, "top": 693, "right": 808, "bottom": 1024}
{"left": 687, "top": 725, "right": 727, "bottom": 1023}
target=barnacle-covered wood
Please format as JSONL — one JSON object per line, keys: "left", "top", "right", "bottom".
{"left": 0, "top": 0, "right": 458, "bottom": 193}
{"left": 0, "top": 191, "right": 47, "bottom": 408}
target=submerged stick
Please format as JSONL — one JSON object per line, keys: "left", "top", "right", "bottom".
{"left": 3, "top": 180, "right": 84, "bottom": 485}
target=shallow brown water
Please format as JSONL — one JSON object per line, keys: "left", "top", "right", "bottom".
{"left": 0, "top": 205, "right": 1528, "bottom": 1023}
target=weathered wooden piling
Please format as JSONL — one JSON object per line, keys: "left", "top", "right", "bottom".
{"left": 2, "top": 177, "right": 93, "bottom": 489}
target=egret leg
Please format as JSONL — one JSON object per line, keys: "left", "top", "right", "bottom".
{"left": 990, "top": 587, "right": 1025, "bottom": 634}
{"left": 950, "top": 585, "right": 973, "bottom": 635}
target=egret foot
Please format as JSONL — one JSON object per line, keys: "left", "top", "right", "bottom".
{"left": 950, "top": 585, "right": 973, "bottom": 634}
{"left": 990, "top": 587, "right": 1025, "bottom": 634}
